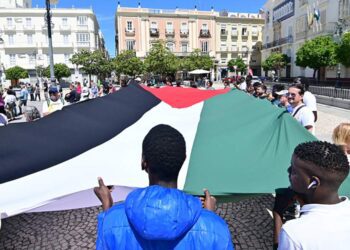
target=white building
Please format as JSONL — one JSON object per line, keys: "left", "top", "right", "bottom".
{"left": 262, "top": 0, "right": 347, "bottom": 79}
{"left": 0, "top": 0, "right": 106, "bottom": 86}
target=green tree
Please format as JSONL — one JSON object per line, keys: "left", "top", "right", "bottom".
{"left": 337, "top": 32, "right": 350, "bottom": 67}
{"left": 263, "top": 53, "right": 289, "bottom": 78}
{"left": 113, "top": 50, "right": 143, "bottom": 77}
{"left": 227, "top": 57, "right": 247, "bottom": 74}
{"left": 5, "top": 66, "right": 28, "bottom": 86}
{"left": 183, "top": 49, "right": 213, "bottom": 71}
{"left": 296, "top": 36, "right": 338, "bottom": 79}
{"left": 144, "top": 41, "right": 179, "bottom": 80}
{"left": 43, "top": 63, "right": 71, "bottom": 82}
{"left": 70, "top": 50, "right": 111, "bottom": 83}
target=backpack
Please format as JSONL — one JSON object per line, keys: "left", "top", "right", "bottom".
{"left": 25, "top": 106, "right": 41, "bottom": 122}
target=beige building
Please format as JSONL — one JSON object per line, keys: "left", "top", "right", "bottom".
{"left": 115, "top": 5, "right": 264, "bottom": 79}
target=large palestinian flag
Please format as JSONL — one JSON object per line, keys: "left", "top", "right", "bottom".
{"left": 1, "top": 82, "right": 343, "bottom": 218}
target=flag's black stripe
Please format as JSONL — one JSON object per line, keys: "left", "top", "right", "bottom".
{"left": 0, "top": 82, "right": 160, "bottom": 183}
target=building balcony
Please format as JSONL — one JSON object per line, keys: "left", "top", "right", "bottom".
{"left": 77, "top": 25, "right": 89, "bottom": 31}
{"left": 251, "top": 31, "right": 259, "bottom": 37}
{"left": 4, "top": 42, "right": 37, "bottom": 48}
{"left": 150, "top": 28, "right": 159, "bottom": 37}
{"left": 76, "top": 42, "right": 90, "bottom": 48}
{"left": 3, "top": 25, "right": 16, "bottom": 31}
{"left": 125, "top": 28, "right": 135, "bottom": 36}
{"left": 199, "top": 29, "right": 211, "bottom": 38}
{"left": 173, "top": 52, "right": 191, "bottom": 57}
{"left": 165, "top": 29, "right": 175, "bottom": 37}
{"left": 220, "top": 29, "right": 228, "bottom": 36}
{"left": 42, "top": 23, "right": 55, "bottom": 30}
{"left": 220, "top": 46, "right": 228, "bottom": 52}
{"left": 60, "top": 25, "right": 71, "bottom": 31}
{"left": 22, "top": 25, "right": 35, "bottom": 31}
{"left": 263, "top": 35, "right": 294, "bottom": 49}
{"left": 180, "top": 30, "right": 189, "bottom": 37}
{"left": 41, "top": 42, "right": 74, "bottom": 48}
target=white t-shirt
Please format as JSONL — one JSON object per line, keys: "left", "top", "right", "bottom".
{"left": 278, "top": 197, "right": 350, "bottom": 250}
{"left": 239, "top": 81, "right": 247, "bottom": 91}
{"left": 42, "top": 99, "right": 64, "bottom": 115}
{"left": 4, "top": 94, "right": 16, "bottom": 105}
{"left": 292, "top": 103, "right": 315, "bottom": 135}
{"left": 303, "top": 91, "right": 317, "bottom": 112}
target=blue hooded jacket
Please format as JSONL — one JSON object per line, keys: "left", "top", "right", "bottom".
{"left": 96, "top": 185, "right": 234, "bottom": 249}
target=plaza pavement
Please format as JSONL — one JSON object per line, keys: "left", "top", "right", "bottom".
{"left": 1, "top": 85, "right": 349, "bottom": 249}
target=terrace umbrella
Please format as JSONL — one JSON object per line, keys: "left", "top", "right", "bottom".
{"left": 189, "top": 69, "right": 211, "bottom": 84}
{"left": 1, "top": 83, "right": 339, "bottom": 219}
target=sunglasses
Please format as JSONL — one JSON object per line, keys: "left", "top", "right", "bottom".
{"left": 286, "top": 93, "right": 297, "bottom": 98}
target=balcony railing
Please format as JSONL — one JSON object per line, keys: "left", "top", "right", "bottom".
{"left": 77, "top": 24, "right": 89, "bottom": 31}
{"left": 199, "top": 29, "right": 211, "bottom": 38}
{"left": 263, "top": 35, "right": 294, "bottom": 49}
{"left": 251, "top": 31, "right": 259, "bottom": 37}
{"left": 76, "top": 42, "right": 90, "bottom": 47}
{"left": 180, "top": 29, "right": 189, "bottom": 37}
{"left": 4, "top": 42, "right": 37, "bottom": 48}
{"left": 23, "top": 25, "right": 35, "bottom": 31}
{"left": 150, "top": 28, "right": 159, "bottom": 37}
{"left": 3, "top": 25, "right": 16, "bottom": 31}
{"left": 165, "top": 29, "right": 175, "bottom": 37}
{"left": 60, "top": 25, "right": 71, "bottom": 31}
{"left": 125, "top": 28, "right": 135, "bottom": 36}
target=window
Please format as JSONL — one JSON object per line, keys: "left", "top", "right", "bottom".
{"left": 63, "top": 34, "right": 69, "bottom": 44}
{"left": 181, "top": 43, "right": 188, "bottom": 52}
{"left": 221, "top": 24, "right": 227, "bottom": 34}
{"left": 62, "top": 18, "right": 68, "bottom": 26}
{"left": 26, "top": 18, "right": 32, "bottom": 27}
{"left": 166, "top": 42, "right": 174, "bottom": 52}
{"left": 27, "top": 34, "right": 33, "bottom": 44}
{"left": 166, "top": 22, "right": 173, "bottom": 32}
{"left": 151, "top": 22, "right": 158, "bottom": 29}
{"left": 252, "top": 26, "right": 258, "bottom": 36}
{"left": 7, "top": 18, "right": 13, "bottom": 26}
{"left": 242, "top": 27, "right": 248, "bottom": 36}
{"left": 8, "top": 34, "right": 14, "bottom": 45}
{"left": 77, "top": 16, "right": 87, "bottom": 25}
{"left": 126, "top": 40, "right": 135, "bottom": 50}
{"left": 76, "top": 33, "right": 90, "bottom": 43}
{"left": 181, "top": 22, "right": 188, "bottom": 33}
{"left": 221, "top": 42, "right": 227, "bottom": 51}
{"left": 201, "top": 41, "right": 208, "bottom": 52}
{"left": 231, "top": 26, "right": 238, "bottom": 35}
{"left": 127, "top": 21, "right": 133, "bottom": 31}
{"left": 9, "top": 54, "right": 16, "bottom": 65}
{"left": 221, "top": 58, "right": 227, "bottom": 64}
{"left": 29, "top": 54, "right": 35, "bottom": 64}
{"left": 64, "top": 54, "right": 70, "bottom": 64}
{"left": 202, "top": 23, "right": 208, "bottom": 30}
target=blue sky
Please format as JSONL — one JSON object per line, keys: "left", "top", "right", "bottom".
{"left": 32, "top": 0, "right": 266, "bottom": 57}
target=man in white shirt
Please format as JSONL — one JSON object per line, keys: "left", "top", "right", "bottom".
{"left": 288, "top": 84, "right": 315, "bottom": 135}
{"left": 42, "top": 87, "right": 64, "bottom": 116}
{"left": 294, "top": 78, "right": 317, "bottom": 122}
{"left": 278, "top": 141, "right": 350, "bottom": 250}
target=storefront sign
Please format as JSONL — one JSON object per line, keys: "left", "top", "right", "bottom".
{"left": 273, "top": 0, "right": 294, "bottom": 23}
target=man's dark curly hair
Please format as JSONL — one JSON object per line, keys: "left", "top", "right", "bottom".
{"left": 294, "top": 141, "right": 349, "bottom": 184}
{"left": 289, "top": 83, "right": 305, "bottom": 95}
{"left": 142, "top": 124, "right": 186, "bottom": 182}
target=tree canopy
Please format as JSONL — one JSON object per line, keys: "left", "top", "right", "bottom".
{"left": 262, "top": 53, "right": 288, "bottom": 77}
{"left": 70, "top": 50, "right": 111, "bottom": 81}
{"left": 179, "top": 49, "right": 213, "bottom": 71}
{"left": 113, "top": 50, "right": 143, "bottom": 77}
{"left": 143, "top": 41, "right": 179, "bottom": 78}
{"left": 296, "top": 36, "right": 338, "bottom": 78}
{"left": 337, "top": 32, "right": 350, "bottom": 67}
{"left": 227, "top": 57, "right": 247, "bottom": 74}
{"left": 43, "top": 63, "right": 71, "bottom": 81}
{"left": 5, "top": 66, "right": 28, "bottom": 85}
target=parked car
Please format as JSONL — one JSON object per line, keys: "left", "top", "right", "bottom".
{"left": 251, "top": 76, "right": 262, "bottom": 84}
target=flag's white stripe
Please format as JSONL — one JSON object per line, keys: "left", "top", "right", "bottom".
{"left": 0, "top": 102, "right": 203, "bottom": 218}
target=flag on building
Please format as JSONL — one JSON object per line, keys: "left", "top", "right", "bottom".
{"left": 2, "top": 83, "right": 342, "bottom": 218}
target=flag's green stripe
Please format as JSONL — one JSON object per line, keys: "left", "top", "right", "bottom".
{"left": 184, "top": 89, "right": 318, "bottom": 195}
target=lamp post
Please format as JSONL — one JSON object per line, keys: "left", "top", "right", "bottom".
{"left": 45, "top": 0, "right": 58, "bottom": 85}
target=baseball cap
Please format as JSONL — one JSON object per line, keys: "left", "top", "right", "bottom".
{"left": 275, "top": 90, "right": 288, "bottom": 96}
{"left": 135, "top": 77, "right": 141, "bottom": 81}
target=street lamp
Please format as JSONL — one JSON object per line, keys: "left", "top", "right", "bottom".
{"left": 45, "top": 0, "right": 59, "bottom": 85}
{"left": 333, "top": 18, "right": 348, "bottom": 87}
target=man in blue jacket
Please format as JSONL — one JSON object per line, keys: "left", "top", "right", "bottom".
{"left": 94, "top": 124, "right": 234, "bottom": 249}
